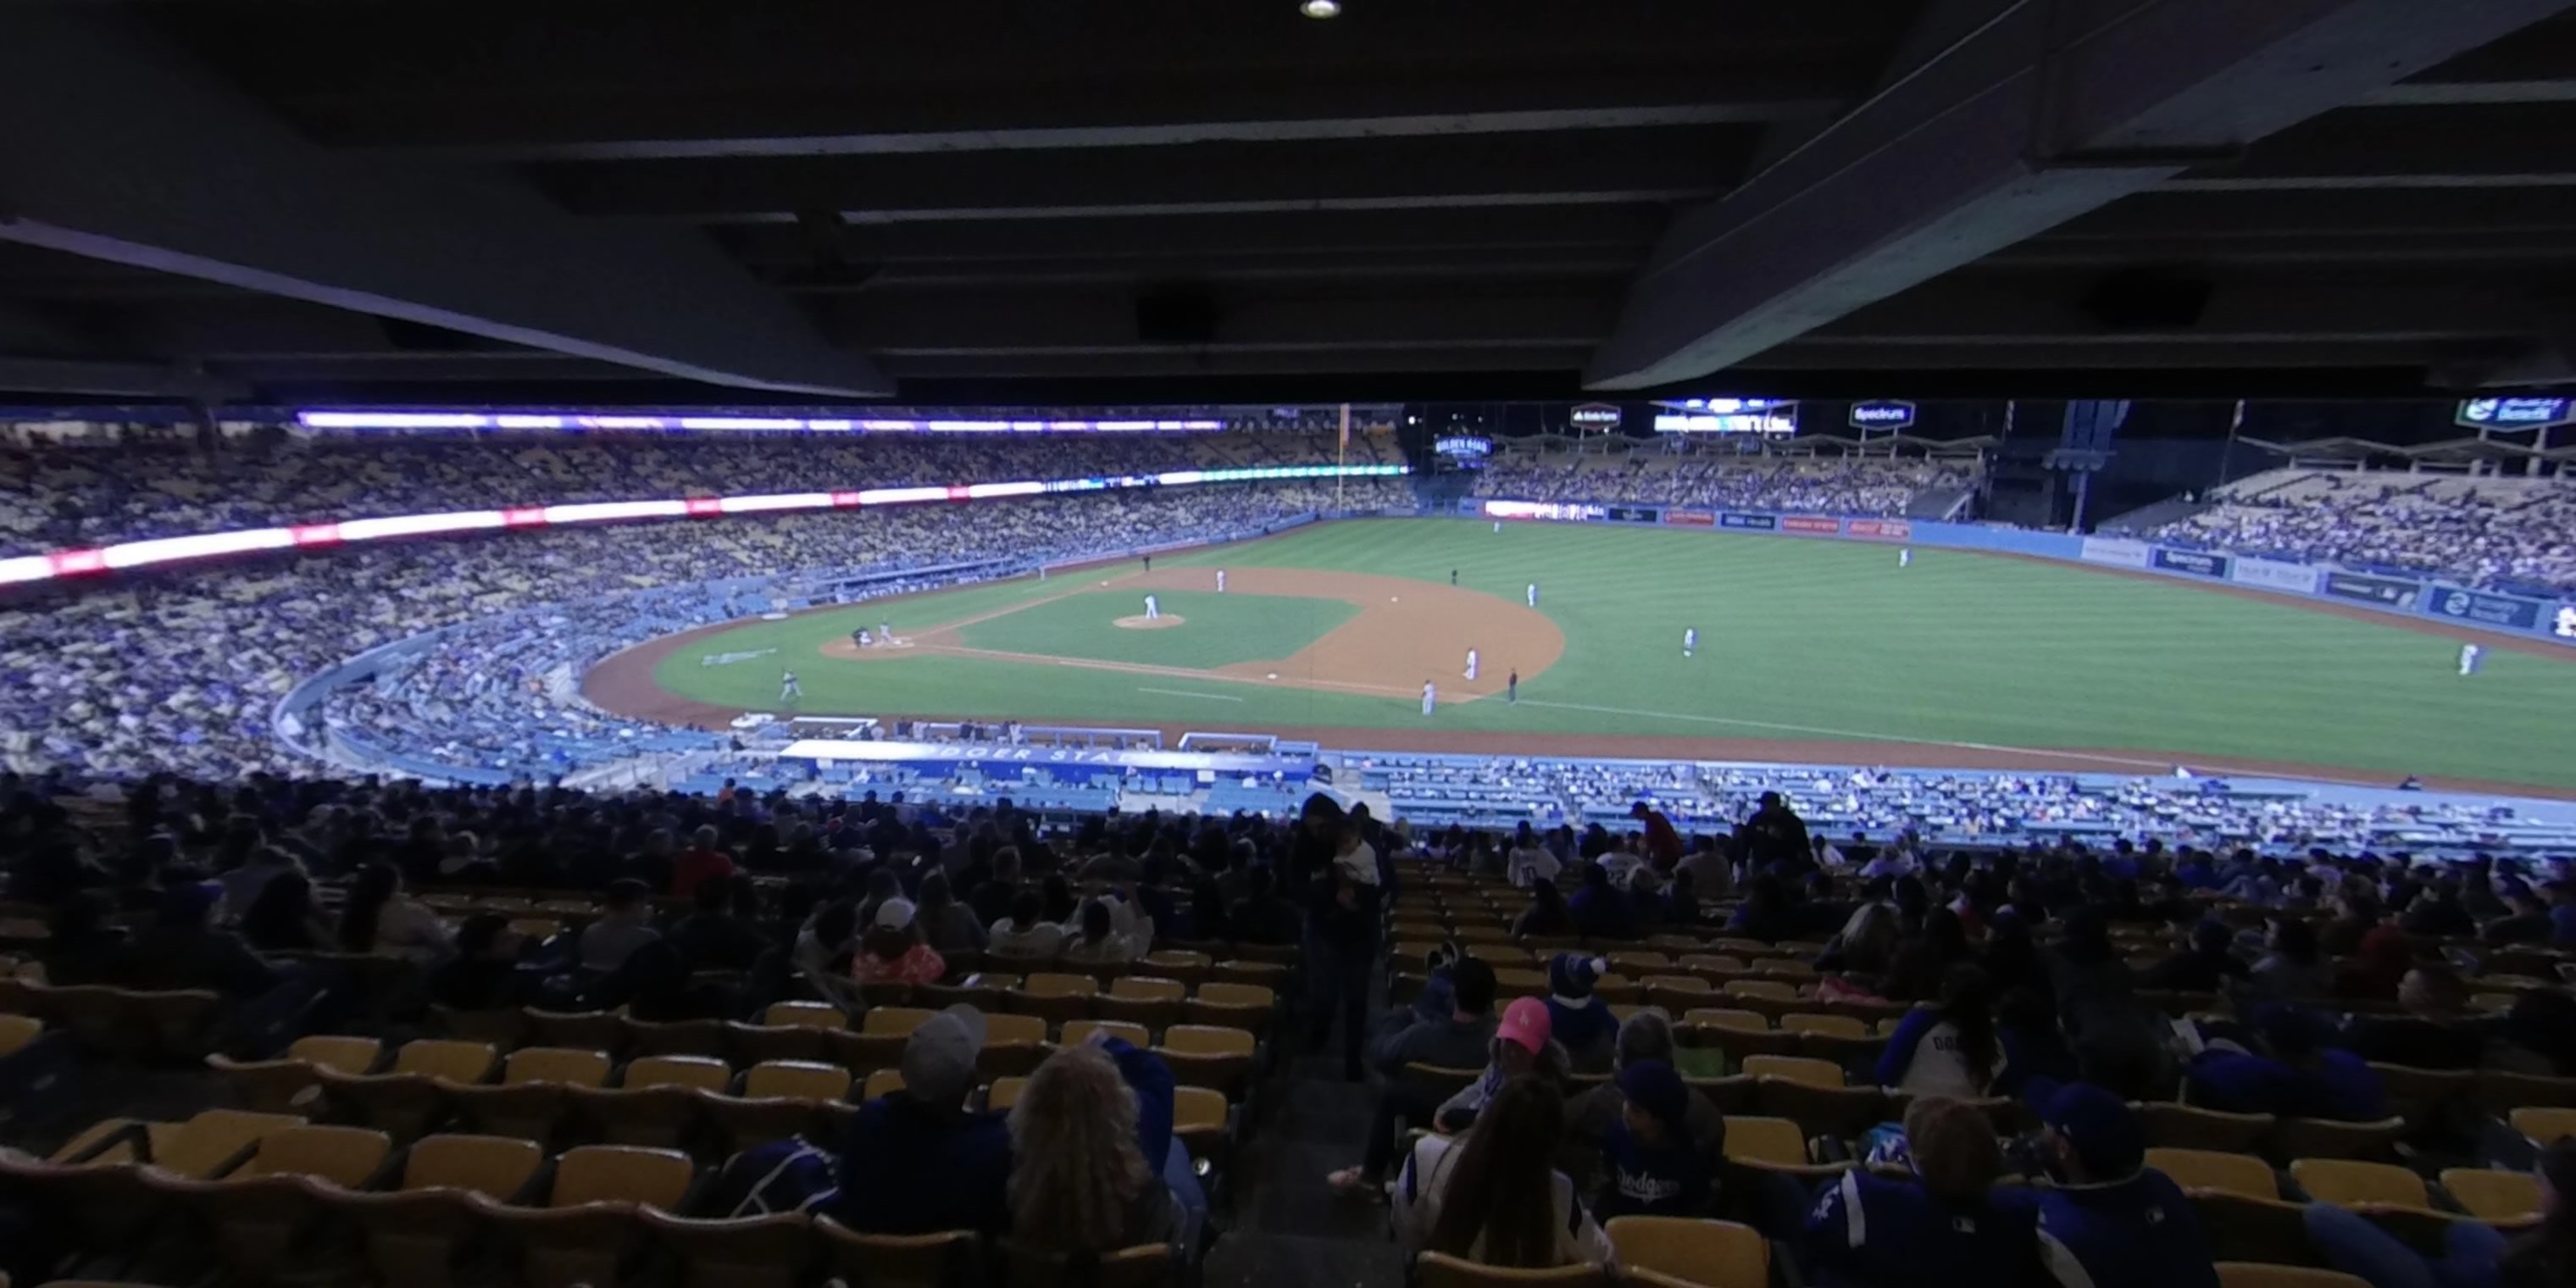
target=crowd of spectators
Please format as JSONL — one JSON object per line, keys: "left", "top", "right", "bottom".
{"left": 8, "top": 758, "right": 2576, "bottom": 1288}
{"left": 0, "top": 428, "right": 1401, "bottom": 558}
{"left": 1472, "top": 454, "right": 1971, "bottom": 515}
{"left": 2153, "top": 473, "right": 2576, "bottom": 597}
{"left": 1368, "top": 758, "right": 2576, "bottom": 862}
{"left": 0, "top": 478, "right": 1412, "bottom": 784}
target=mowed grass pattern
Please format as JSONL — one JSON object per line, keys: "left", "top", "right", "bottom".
{"left": 954, "top": 590, "right": 1355, "bottom": 668}
{"left": 652, "top": 518, "right": 2576, "bottom": 788}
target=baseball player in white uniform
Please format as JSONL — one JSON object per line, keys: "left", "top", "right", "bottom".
{"left": 779, "top": 670, "right": 801, "bottom": 702}
{"left": 1683, "top": 627, "right": 1696, "bottom": 658}
{"left": 879, "top": 621, "right": 892, "bottom": 643}
{"left": 1145, "top": 594, "right": 1160, "bottom": 620}
{"left": 1526, "top": 582, "right": 1539, "bottom": 608}
{"left": 2461, "top": 643, "right": 2484, "bottom": 676}
{"left": 1421, "top": 681, "right": 1436, "bottom": 716}
{"left": 1900, "top": 548, "right": 1913, "bottom": 568}
{"left": 1465, "top": 648, "right": 1480, "bottom": 680}
{"left": 1216, "top": 569, "right": 1226, "bottom": 592}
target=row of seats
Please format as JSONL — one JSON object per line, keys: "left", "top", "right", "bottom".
{"left": 423, "top": 996, "right": 1272, "bottom": 1080}
{"left": 218, "top": 1024, "right": 1263, "bottom": 1145}
{"left": 1, "top": 1109, "right": 1192, "bottom": 1288}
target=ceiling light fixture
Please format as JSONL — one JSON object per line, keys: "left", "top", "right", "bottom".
{"left": 1301, "top": 0, "right": 1341, "bottom": 17}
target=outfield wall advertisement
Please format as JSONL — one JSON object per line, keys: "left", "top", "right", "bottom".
{"left": 2229, "top": 558, "right": 2320, "bottom": 596}
{"left": 2151, "top": 548, "right": 2229, "bottom": 579}
{"left": 1469, "top": 497, "right": 2576, "bottom": 649}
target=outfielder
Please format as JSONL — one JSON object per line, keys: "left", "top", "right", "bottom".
{"left": 779, "top": 669, "right": 802, "bottom": 702}
{"left": 1900, "top": 548, "right": 1913, "bottom": 568}
{"left": 2461, "top": 643, "right": 2484, "bottom": 676}
{"left": 1465, "top": 648, "right": 1480, "bottom": 680}
{"left": 1683, "top": 627, "right": 1696, "bottom": 658}
{"left": 1526, "top": 582, "right": 1539, "bottom": 608}
{"left": 1145, "top": 594, "right": 1161, "bottom": 621}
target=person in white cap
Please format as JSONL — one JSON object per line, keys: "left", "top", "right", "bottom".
{"left": 852, "top": 896, "right": 947, "bottom": 985}
{"left": 835, "top": 1005, "right": 1012, "bottom": 1233}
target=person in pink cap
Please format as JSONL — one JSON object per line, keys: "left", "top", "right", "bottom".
{"left": 1435, "top": 996, "right": 1569, "bottom": 1132}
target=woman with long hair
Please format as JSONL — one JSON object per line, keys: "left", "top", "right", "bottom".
{"left": 1817, "top": 903, "right": 1903, "bottom": 999}
{"left": 1007, "top": 1043, "right": 1178, "bottom": 1253}
{"left": 1059, "top": 897, "right": 1147, "bottom": 965}
{"left": 913, "top": 871, "right": 987, "bottom": 954}
{"left": 1040, "top": 873, "right": 1078, "bottom": 925}
{"left": 1877, "top": 964, "right": 2002, "bottom": 1096}
{"left": 239, "top": 869, "right": 333, "bottom": 952}
{"left": 1513, "top": 878, "right": 1571, "bottom": 938}
{"left": 1396, "top": 1075, "right": 1608, "bottom": 1268}
{"left": 336, "top": 860, "right": 452, "bottom": 964}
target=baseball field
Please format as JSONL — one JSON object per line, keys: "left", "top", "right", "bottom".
{"left": 584, "top": 518, "right": 2576, "bottom": 795}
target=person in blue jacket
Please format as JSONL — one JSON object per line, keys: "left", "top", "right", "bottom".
{"left": 2185, "top": 1003, "right": 2388, "bottom": 1122}
{"left": 835, "top": 1004, "right": 1011, "bottom": 1232}
{"left": 1591, "top": 1059, "right": 1714, "bottom": 1219}
{"left": 1803, "top": 1096, "right": 2050, "bottom": 1288}
{"left": 1995, "top": 1082, "right": 2221, "bottom": 1288}
{"left": 1545, "top": 953, "right": 1619, "bottom": 1074}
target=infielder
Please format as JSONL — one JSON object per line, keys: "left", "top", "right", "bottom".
{"left": 1683, "top": 627, "right": 1696, "bottom": 658}
{"left": 1421, "top": 680, "right": 1437, "bottom": 717}
{"left": 1216, "top": 569, "right": 1227, "bottom": 593}
{"left": 879, "top": 621, "right": 892, "bottom": 642}
{"left": 1145, "top": 593, "right": 1161, "bottom": 621}
{"left": 857, "top": 630, "right": 874, "bottom": 648}
{"left": 779, "top": 669, "right": 801, "bottom": 702}
{"left": 1465, "top": 648, "right": 1480, "bottom": 680}
{"left": 1526, "top": 582, "right": 1539, "bottom": 608}
{"left": 1900, "top": 548, "right": 1913, "bottom": 568}
{"left": 1506, "top": 669, "right": 1518, "bottom": 703}
{"left": 2461, "top": 642, "right": 2484, "bottom": 676}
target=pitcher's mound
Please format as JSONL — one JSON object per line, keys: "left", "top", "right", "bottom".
{"left": 1114, "top": 614, "right": 1185, "bottom": 630}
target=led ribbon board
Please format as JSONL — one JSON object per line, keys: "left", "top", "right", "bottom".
{"left": 0, "top": 464, "right": 1407, "bottom": 586}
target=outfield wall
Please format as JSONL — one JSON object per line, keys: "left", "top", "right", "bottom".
{"left": 1464, "top": 498, "right": 2576, "bottom": 650}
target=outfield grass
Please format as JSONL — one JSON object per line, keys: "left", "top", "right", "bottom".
{"left": 650, "top": 518, "right": 2576, "bottom": 788}
{"left": 953, "top": 589, "right": 1354, "bottom": 668}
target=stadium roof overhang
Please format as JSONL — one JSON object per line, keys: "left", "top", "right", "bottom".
{"left": 2, "top": 1, "right": 2576, "bottom": 405}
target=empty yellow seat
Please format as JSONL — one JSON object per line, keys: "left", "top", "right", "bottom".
{"left": 2290, "top": 1158, "right": 2429, "bottom": 1210}
{"left": 1740, "top": 1055, "right": 1841, "bottom": 1086}
{"left": 743, "top": 1060, "right": 854, "bottom": 1102}
{"left": 1606, "top": 1215, "right": 1768, "bottom": 1288}
{"left": 2146, "top": 1148, "right": 2278, "bottom": 1198}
